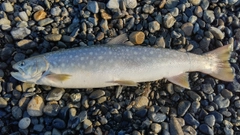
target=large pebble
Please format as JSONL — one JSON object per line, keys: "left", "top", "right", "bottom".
{"left": 163, "top": 13, "right": 176, "bottom": 28}
{"left": 203, "top": 10, "right": 215, "bottom": 23}
{"left": 19, "top": 11, "right": 28, "bottom": 21}
{"left": 204, "top": 115, "right": 215, "bottom": 127}
{"left": 11, "top": 27, "right": 31, "bottom": 40}
{"left": 0, "top": 18, "right": 11, "bottom": 26}
{"left": 181, "top": 22, "right": 193, "bottom": 36}
{"left": 209, "top": 111, "right": 223, "bottom": 123}
{"left": 194, "top": 6, "right": 203, "bottom": 18}
{"left": 51, "top": 7, "right": 61, "bottom": 16}
{"left": 89, "top": 89, "right": 105, "bottom": 99}
{"left": 43, "top": 101, "right": 60, "bottom": 116}
{"left": 38, "top": 18, "right": 54, "bottom": 26}
{"left": 27, "top": 95, "right": 45, "bottom": 116}
{"left": 148, "top": 112, "right": 166, "bottom": 123}
{"left": 87, "top": 1, "right": 99, "bottom": 13}
{"left": 18, "top": 117, "right": 31, "bottom": 129}
{"left": 52, "top": 118, "right": 66, "bottom": 129}
{"left": 149, "top": 21, "right": 160, "bottom": 33}
{"left": 209, "top": 27, "right": 224, "bottom": 40}
{"left": 1, "top": 2, "right": 14, "bottom": 12}
{"left": 189, "top": 0, "right": 201, "bottom": 5}
{"left": 0, "top": 97, "right": 7, "bottom": 108}
{"left": 16, "top": 39, "right": 37, "bottom": 49}
{"left": 170, "top": 116, "right": 184, "bottom": 135}
{"left": 178, "top": 100, "right": 191, "bottom": 116}
{"left": 129, "top": 31, "right": 145, "bottom": 44}
{"left": 107, "top": 0, "right": 119, "bottom": 9}
{"left": 184, "top": 113, "right": 199, "bottom": 127}
{"left": 34, "top": 10, "right": 47, "bottom": 21}
{"left": 124, "top": 0, "right": 137, "bottom": 9}
{"left": 46, "top": 88, "right": 65, "bottom": 101}
{"left": 199, "top": 124, "right": 214, "bottom": 135}
{"left": 151, "top": 123, "right": 161, "bottom": 133}
{"left": 44, "top": 34, "right": 62, "bottom": 41}
{"left": 214, "top": 94, "right": 230, "bottom": 109}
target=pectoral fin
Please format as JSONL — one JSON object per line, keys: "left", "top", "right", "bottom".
{"left": 109, "top": 80, "right": 138, "bottom": 86}
{"left": 167, "top": 73, "right": 190, "bottom": 89}
{"left": 46, "top": 74, "right": 71, "bottom": 82}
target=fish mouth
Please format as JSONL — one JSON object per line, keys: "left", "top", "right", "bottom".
{"left": 11, "top": 65, "right": 26, "bottom": 82}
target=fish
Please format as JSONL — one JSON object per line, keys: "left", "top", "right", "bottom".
{"left": 11, "top": 34, "right": 235, "bottom": 89}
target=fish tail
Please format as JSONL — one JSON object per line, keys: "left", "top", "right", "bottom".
{"left": 203, "top": 44, "right": 235, "bottom": 81}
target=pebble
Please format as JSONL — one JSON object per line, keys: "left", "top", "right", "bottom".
{"left": 209, "top": 111, "right": 223, "bottom": 123}
{"left": 133, "top": 96, "right": 149, "bottom": 109}
{"left": 19, "top": 11, "right": 29, "bottom": 21}
{"left": 100, "top": 20, "right": 108, "bottom": 33}
{"left": 234, "top": 100, "right": 240, "bottom": 108}
{"left": 181, "top": 22, "right": 193, "bottom": 36}
{"left": 43, "top": 101, "right": 60, "bottom": 116}
{"left": 142, "top": 4, "right": 154, "bottom": 14}
{"left": 51, "top": 6, "right": 61, "bottom": 16}
{"left": 129, "top": 31, "right": 145, "bottom": 44}
{"left": 83, "top": 119, "right": 92, "bottom": 129}
{"left": 203, "top": 10, "right": 215, "bottom": 23}
{"left": 38, "top": 18, "right": 54, "bottom": 26}
{"left": 100, "top": 9, "right": 112, "bottom": 20}
{"left": 52, "top": 118, "right": 66, "bottom": 129}
{"left": 89, "top": 89, "right": 105, "bottom": 99}
{"left": 165, "top": 0, "right": 179, "bottom": 9}
{"left": 70, "top": 93, "right": 81, "bottom": 102}
{"left": 202, "top": 84, "right": 214, "bottom": 94}
{"left": 183, "top": 126, "right": 196, "bottom": 135}
{"left": 189, "top": 0, "right": 201, "bottom": 5}
{"left": 214, "top": 94, "right": 230, "bottom": 109}
{"left": 16, "top": 39, "right": 37, "bottom": 49}
{"left": 209, "top": 26, "right": 225, "bottom": 40}
{"left": 187, "top": 91, "right": 201, "bottom": 101}
{"left": 169, "top": 116, "right": 184, "bottom": 135}
{"left": 18, "top": 117, "right": 31, "bottom": 129}
{"left": 148, "top": 112, "right": 166, "bottom": 123}
{"left": 87, "top": 1, "right": 99, "bottom": 13}
{"left": 149, "top": 21, "right": 160, "bottom": 33}
{"left": 204, "top": 115, "right": 215, "bottom": 127}
{"left": 150, "top": 123, "right": 161, "bottom": 133}
{"left": 199, "top": 124, "right": 214, "bottom": 135}
{"left": 184, "top": 113, "right": 200, "bottom": 128}
{"left": 107, "top": 0, "right": 119, "bottom": 9}
{"left": 0, "top": 18, "right": 11, "bottom": 26}
{"left": 33, "top": 10, "right": 47, "bottom": 21}
{"left": 1, "top": 2, "right": 14, "bottom": 12}
{"left": 178, "top": 100, "right": 191, "bottom": 116}
{"left": 194, "top": 6, "right": 203, "bottom": 18}
{"left": 0, "top": 97, "right": 7, "bottom": 108}
{"left": 12, "top": 106, "right": 22, "bottom": 119}
{"left": 27, "top": 95, "right": 44, "bottom": 116}
{"left": 33, "top": 124, "right": 44, "bottom": 132}
{"left": 10, "top": 27, "right": 31, "bottom": 40}
{"left": 163, "top": 13, "right": 176, "bottom": 28}
{"left": 44, "top": 34, "right": 62, "bottom": 41}
{"left": 124, "top": 0, "right": 137, "bottom": 9}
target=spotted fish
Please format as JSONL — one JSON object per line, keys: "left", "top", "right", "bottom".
{"left": 11, "top": 34, "right": 235, "bottom": 89}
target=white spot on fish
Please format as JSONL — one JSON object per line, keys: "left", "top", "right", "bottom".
{"left": 109, "top": 59, "right": 113, "bottom": 63}
{"left": 90, "top": 52, "right": 93, "bottom": 55}
{"left": 173, "top": 53, "right": 177, "bottom": 57}
{"left": 150, "top": 51, "right": 154, "bottom": 54}
{"left": 142, "top": 56, "right": 146, "bottom": 60}
{"left": 75, "top": 55, "right": 79, "bottom": 58}
{"left": 82, "top": 65, "right": 85, "bottom": 69}
{"left": 158, "top": 54, "right": 162, "bottom": 58}
{"left": 70, "top": 55, "right": 72, "bottom": 58}
{"left": 71, "top": 63, "right": 74, "bottom": 67}
{"left": 109, "top": 51, "right": 112, "bottom": 55}
{"left": 61, "top": 63, "right": 65, "bottom": 67}
{"left": 166, "top": 52, "right": 170, "bottom": 55}
{"left": 89, "top": 60, "right": 94, "bottom": 65}
{"left": 134, "top": 51, "right": 138, "bottom": 55}
{"left": 80, "top": 57, "right": 84, "bottom": 60}
{"left": 98, "top": 56, "right": 103, "bottom": 60}
{"left": 126, "top": 49, "right": 129, "bottom": 52}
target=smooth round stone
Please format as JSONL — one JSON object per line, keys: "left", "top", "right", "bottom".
{"left": 169, "top": 116, "right": 184, "bottom": 135}
{"left": 19, "top": 11, "right": 28, "bottom": 21}
{"left": 129, "top": 31, "right": 145, "bottom": 44}
{"left": 234, "top": 100, "right": 240, "bottom": 108}
{"left": 70, "top": 93, "right": 81, "bottom": 102}
{"left": 204, "top": 115, "right": 215, "bottom": 127}
{"left": 151, "top": 123, "right": 161, "bottom": 133}
{"left": 209, "top": 111, "right": 223, "bottom": 123}
{"left": 133, "top": 96, "right": 149, "bottom": 109}
{"left": 34, "top": 10, "right": 47, "bottom": 21}
{"left": 149, "top": 21, "right": 160, "bottom": 33}
{"left": 184, "top": 113, "right": 199, "bottom": 127}
{"left": 38, "top": 18, "right": 54, "bottom": 26}
{"left": 107, "top": 0, "right": 119, "bottom": 9}
{"left": 12, "top": 106, "right": 22, "bottom": 119}
{"left": 148, "top": 112, "right": 166, "bottom": 123}
{"left": 87, "top": 1, "right": 99, "bottom": 13}
{"left": 209, "top": 26, "right": 224, "bottom": 40}
{"left": 43, "top": 102, "right": 60, "bottom": 116}
{"left": 100, "top": 20, "right": 108, "bottom": 33}
{"left": 51, "top": 6, "right": 61, "bottom": 16}
{"left": 52, "top": 128, "right": 61, "bottom": 135}
{"left": 0, "top": 97, "right": 7, "bottom": 108}
{"left": 142, "top": 4, "right": 154, "bottom": 14}
{"left": 178, "top": 100, "right": 191, "bottom": 116}
{"left": 203, "top": 10, "right": 215, "bottom": 23}
{"left": 194, "top": 6, "right": 203, "bottom": 18}
{"left": 44, "top": 34, "right": 62, "bottom": 41}
{"left": 89, "top": 90, "right": 105, "bottom": 99}
{"left": 214, "top": 95, "right": 230, "bottom": 109}
{"left": 170, "top": 7, "right": 179, "bottom": 17}
{"left": 16, "top": 21, "right": 28, "bottom": 28}
{"left": 183, "top": 126, "right": 196, "bottom": 135}
{"left": 18, "top": 117, "right": 31, "bottom": 129}
{"left": 189, "top": 0, "right": 201, "bottom": 5}
{"left": 46, "top": 88, "right": 65, "bottom": 101}
{"left": 181, "top": 22, "right": 193, "bottom": 36}
{"left": 1, "top": 2, "right": 13, "bottom": 12}
{"left": 199, "top": 124, "right": 214, "bottom": 135}
{"left": 201, "top": 0, "right": 209, "bottom": 10}
{"left": 163, "top": 13, "right": 176, "bottom": 28}
{"left": 202, "top": 84, "right": 214, "bottom": 94}
{"left": 83, "top": 119, "right": 92, "bottom": 129}
{"left": 33, "top": 124, "right": 44, "bottom": 132}
{"left": 27, "top": 95, "right": 44, "bottom": 116}
{"left": 52, "top": 118, "right": 66, "bottom": 129}
{"left": 0, "top": 18, "right": 11, "bottom": 26}
{"left": 124, "top": 0, "right": 137, "bottom": 9}
{"left": 10, "top": 27, "right": 31, "bottom": 40}
{"left": 78, "top": 111, "right": 88, "bottom": 122}
{"left": 187, "top": 91, "right": 201, "bottom": 101}
{"left": 165, "top": 0, "right": 179, "bottom": 9}
{"left": 135, "top": 109, "right": 148, "bottom": 117}
{"left": 156, "top": 36, "right": 165, "bottom": 48}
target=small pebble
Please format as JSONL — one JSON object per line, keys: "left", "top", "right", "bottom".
{"left": 178, "top": 100, "right": 191, "bottom": 116}
{"left": 52, "top": 118, "right": 66, "bottom": 129}
{"left": 38, "top": 18, "right": 54, "bottom": 26}
{"left": 89, "top": 89, "right": 105, "bottom": 99}
{"left": 214, "top": 94, "right": 230, "bottom": 109}
{"left": 87, "top": 1, "right": 99, "bottom": 13}
{"left": 1, "top": 2, "right": 14, "bottom": 12}
{"left": 44, "top": 34, "right": 62, "bottom": 41}
{"left": 51, "top": 6, "right": 61, "bottom": 16}
{"left": 181, "top": 22, "right": 193, "bottom": 36}
{"left": 18, "top": 117, "right": 31, "bottom": 129}
{"left": 149, "top": 21, "right": 160, "bottom": 33}
{"left": 124, "top": 0, "right": 137, "bottom": 9}
{"left": 151, "top": 123, "right": 162, "bottom": 133}
{"left": 163, "top": 13, "right": 176, "bottom": 28}
{"left": 203, "top": 10, "right": 215, "bottom": 23}
{"left": 199, "top": 124, "right": 214, "bottom": 135}
{"left": 11, "top": 27, "right": 31, "bottom": 40}
{"left": 209, "top": 26, "right": 225, "bottom": 40}
{"left": 43, "top": 101, "right": 60, "bottom": 116}
{"left": 33, "top": 10, "right": 47, "bottom": 21}
{"left": 0, "top": 97, "right": 7, "bottom": 108}
{"left": 27, "top": 95, "right": 44, "bottom": 116}
{"left": 204, "top": 115, "right": 215, "bottom": 127}
{"left": 129, "top": 31, "right": 145, "bottom": 44}
{"left": 169, "top": 116, "right": 184, "bottom": 135}
{"left": 148, "top": 112, "right": 166, "bottom": 123}
{"left": 107, "top": 0, "right": 119, "bottom": 9}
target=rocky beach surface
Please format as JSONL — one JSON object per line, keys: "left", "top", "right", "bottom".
{"left": 0, "top": 0, "right": 240, "bottom": 134}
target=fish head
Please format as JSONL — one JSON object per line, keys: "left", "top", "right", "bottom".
{"left": 11, "top": 56, "right": 49, "bottom": 83}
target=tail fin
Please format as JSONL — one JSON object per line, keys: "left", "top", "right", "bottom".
{"left": 203, "top": 44, "right": 235, "bottom": 82}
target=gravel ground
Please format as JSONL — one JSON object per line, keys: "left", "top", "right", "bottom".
{"left": 0, "top": 0, "right": 240, "bottom": 135}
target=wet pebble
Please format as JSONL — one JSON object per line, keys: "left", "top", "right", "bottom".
{"left": 214, "top": 94, "right": 230, "bottom": 109}
{"left": 151, "top": 123, "right": 161, "bottom": 133}
{"left": 148, "top": 112, "right": 166, "bottom": 123}
{"left": 178, "top": 100, "right": 191, "bottom": 116}
{"left": 204, "top": 115, "right": 215, "bottom": 127}
{"left": 199, "top": 124, "right": 214, "bottom": 135}
{"left": 107, "top": 0, "right": 119, "bottom": 9}
{"left": 203, "top": 10, "right": 215, "bottom": 23}
{"left": 181, "top": 22, "right": 193, "bottom": 36}
{"left": 87, "top": 1, "right": 99, "bottom": 13}
{"left": 184, "top": 113, "right": 199, "bottom": 128}
{"left": 170, "top": 116, "right": 184, "bottom": 135}
{"left": 89, "top": 89, "right": 105, "bottom": 99}
{"left": 202, "top": 84, "right": 214, "bottom": 94}
{"left": 10, "top": 27, "right": 31, "bottom": 40}
{"left": 27, "top": 95, "right": 44, "bottom": 116}
{"left": 52, "top": 118, "right": 66, "bottom": 129}
{"left": 209, "top": 111, "right": 223, "bottom": 123}
{"left": 12, "top": 106, "right": 22, "bottom": 119}
{"left": 46, "top": 88, "right": 65, "bottom": 101}
{"left": 209, "top": 26, "right": 224, "bottom": 40}
{"left": 18, "top": 117, "right": 31, "bottom": 129}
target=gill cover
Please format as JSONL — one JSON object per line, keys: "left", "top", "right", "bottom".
{"left": 11, "top": 56, "right": 49, "bottom": 83}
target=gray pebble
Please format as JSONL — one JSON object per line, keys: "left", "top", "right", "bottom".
{"left": 209, "top": 26, "right": 225, "bottom": 40}
{"left": 100, "top": 116, "right": 108, "bottom": 125}
{"left": 81, "top": 95, "right": 89, "bottom": 108}
{"left": 38, "top": 18, "right": 54, "bottom": 26}
{"left": 19, "top": 11, "right": 28, "bottom": 21}
{"left": 107, "top": 0, "right": 119, "bottom": 9}
{"left": 0, "top": 97, "right": 7, "bottom": 108}
{"left": 199, "top": 37, "right": 210, "bottom": 52}
{"left": 46, "top": 88, "right": 65, "bottom": 101}
{"left": 149, "top": 21, "right": 160, "bottom": 33}
{"left": 52, "top": 118, "right": 66, "bottom": 129}
{"left": 184, "top": 113, "right": 200, "bottom": 128}
{"left": 83, "top": 119, "right": 92, "bottom": 129}
{"left": 199, "top": 124, "right": 214, "bottom": 135}
{"left": 234, "top": 100, "right": 240, "bottom": 108}
{"left": 61, "top": 7, "right": 69, "bottom": 17}
{"left": 10, "top": 27, "right": 31, "bottom": 40}
{"left": 182, "top": 126, "right": 197, "bottom": 135}
{"left": 142, "top": 4, "right": 154, "bottom": 14}
{"left": 163, "top": 13, "right": 176, "bottom": 28}
{"left": 33, "top": 124, "right": 44, "bottom": 132}
{"left": 43, "top": 101, "right": 60, "bottom": 116}
{"left": 12, "top": 106, "right": 22, "bottom": 119}
{"left": 14, "top": 53, "right": 25, "bottom": 62}
{"left": 87, "top": 1, "right": 99, "bottom": 13}
{"left": 100, "top": 20, "right": 108, "bottom": 33}
{"left": 18, "top": 117, "right": 31, "bottom": 129}
{"left": 78, "top": 111, "right": 87, "bottom": 122}
{"left": 214, "top": 94, "right": 230, "bottom": 109}
{"left": 209, "top": 111, "right": 223, "bottom": 123}
{"left": 151, "top": 123, "right": 162, "bottom": 133}
{"left": 203, "top": 10, "right": 215, "bottom": 23}
{"left": 52, "top": 128, "right": 61, "bottom": 135}
{"left": 170, "top": 116, "right": 184, "bottom": 135}
{"left": 1, "top": 2, "right": 14, "bottom": 12}
{"left": 148, "top": 112, "right": 166, "bottom": 123}
{"left": 187, "top": 91, "right": 201, "bottom": 101}
{"left": 165, "top": 0, "right": 179, "bottom": 9}
{"left": 89, "top": 89, "right": 105, "bottom": 99}
{"left": 70, "top": 93, "right": 81, "bottom": 103}
{"left": 202, "top": 84, "right": 214, "bottom": 94}
{"left": 16, "top": 21, "right": 28, "bottom": 28}
{"left": 201, "top": 0, "right": 209, "bottom": 10}
{"left": 189, "top": 0, "right": 201, "bottom": 5}
{"left": 51, "top": 6, "right": 61, "bottom": 16}
{"left": 170, "top": 8, "right": 179, "bottom": 17}
{"left": 178, "top": 100, "right": 191, "bottom": 116}
{"left": 204, "top": 115, "right": 215, "bottom": 127}
{"left": 124, "top": 0, "right": 137, "bottom": 9}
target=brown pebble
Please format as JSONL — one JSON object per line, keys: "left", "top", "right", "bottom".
{"left": 159, "top": 0, "right": 166, "bottom": 8}
{"left": 100, "top": 9, "right": 111, "bottom": 20}
{"left": 33, "top": 10, "right": 47, "bottom": 21}
{"left": 129, "top": 31, "right": 145, "bottom": 45}
{"left": 181, "top": 22, "right": 193, "bottom": 36}
{"left": 27, "top": 95, "right": 44, "bottom": 116}
{"left": 194, "top": 6, "right": 203, "bottom": 18}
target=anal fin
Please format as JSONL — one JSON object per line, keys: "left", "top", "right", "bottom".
{"left": 166, "top": 73, "right": 190, "bottom": 89}
{"left": 108, "top": 80, "right": 138, "bottom": 86}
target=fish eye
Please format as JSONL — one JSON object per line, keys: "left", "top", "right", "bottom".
{"left": 19, "top": 61, "right": 25, "bottom": 66}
